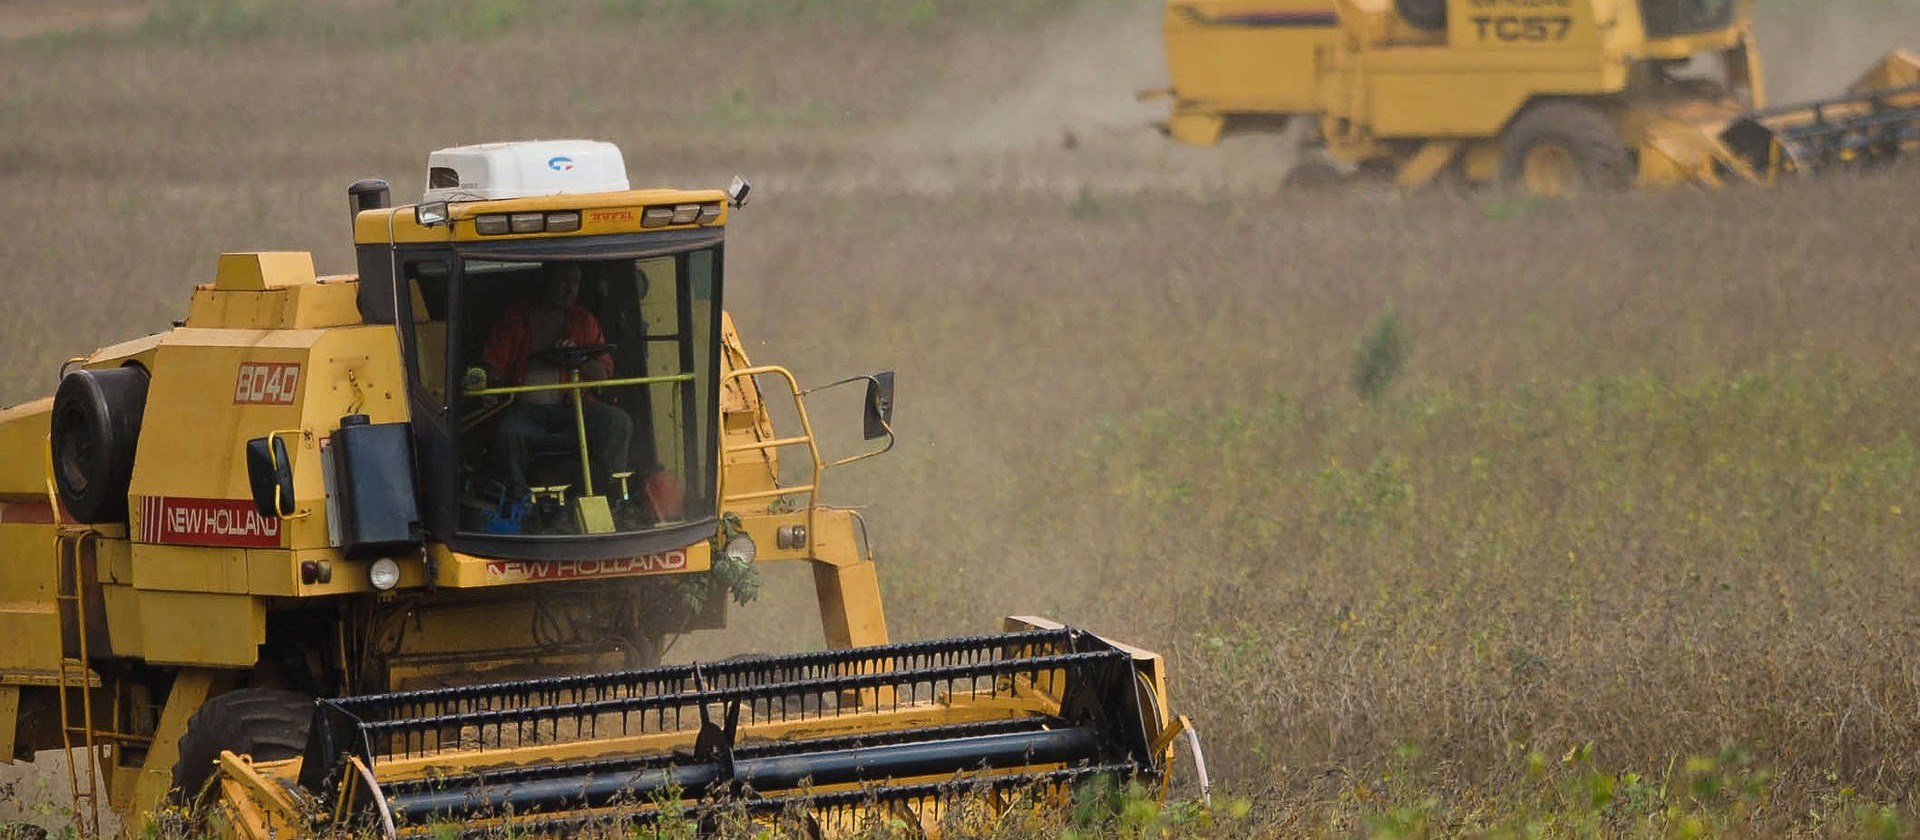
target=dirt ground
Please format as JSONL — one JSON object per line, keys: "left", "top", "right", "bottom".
{"left": 0, "top": 750, "right": 117, "bottom": 834}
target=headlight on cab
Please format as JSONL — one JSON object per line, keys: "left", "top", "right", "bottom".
{"left": 368, "top": 557, "right": 401, "bottom": 591}
{"left": 721, "top": 532, "right": 757, "bottom": 566}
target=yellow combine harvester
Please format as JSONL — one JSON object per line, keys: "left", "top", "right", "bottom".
{"left": 1149, "top": 0, "right": 1920, "bottom": 193}
{"left": 0, "top": 141, "right": 1199, "bottom": 837}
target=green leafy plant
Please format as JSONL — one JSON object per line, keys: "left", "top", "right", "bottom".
{"left": 1351, "top": 307, "right": 1411, "bottom": 401}
{"left": 681, "top": 513, "right": 762, "bottom": 612}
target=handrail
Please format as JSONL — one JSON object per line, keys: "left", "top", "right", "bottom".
{"left": 724, "top": 435, "right": 813, "bottom": 454}
{"left": 466, "top": 372, "right": 693, "bottom": 398}
{"left": 717, "top": 365, "right": 895, "bottom": 566}
{"left": 718, "top": 366, "right": 826, "bottom": 545}
{"left": 724, "top": 484, "right": 817, "bottom": 504}
{"left": 53, "top": 532, "right": 102, "bottom": 839}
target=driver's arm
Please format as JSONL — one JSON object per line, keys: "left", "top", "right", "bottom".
{"left": 479, "top": 308, "right": 526, "bottom": 387}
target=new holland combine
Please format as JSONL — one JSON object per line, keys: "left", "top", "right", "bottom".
{"left": 1149, "top": 0, "right": 1920, "bottom": 193}
{"left": 0, "top": 141, "right": 1200, "bottom": 837}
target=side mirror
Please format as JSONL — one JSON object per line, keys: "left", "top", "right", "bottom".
{"left": 863, "top": 371, "right": 895, "bottom": 441}
{"left": 727, "top": 175, "right": 752, "bottom": 209}
{"left": 245, "top": 435, "right": 296, "bottom": 518}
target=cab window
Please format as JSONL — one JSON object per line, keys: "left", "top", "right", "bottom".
{"left": 441, "top": 251, "right": 719, "bottom": 539}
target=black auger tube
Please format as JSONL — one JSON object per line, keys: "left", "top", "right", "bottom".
{"left": 387, "top": 725, "right": 1102, "bottom": 820}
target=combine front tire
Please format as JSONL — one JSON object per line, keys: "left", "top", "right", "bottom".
{"left": 167, "top": 688, "right": 312, "bottom": 807}
{"left": 1499, "top": 102, "right": 1632, "bottom": 196}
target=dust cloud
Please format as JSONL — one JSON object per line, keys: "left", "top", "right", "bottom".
{"left": 837, "top": 0, "right": 1303, "bottom": 195}
{"left": 1755, "top": 4, "right": 1920, "bottom": 102}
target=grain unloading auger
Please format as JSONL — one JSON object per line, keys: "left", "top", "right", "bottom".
{"left": 210, "top": 621, "right": 1200, "bottom": 837}
{"left": 0, "top": 139, "right": 1201, "bottom": 838}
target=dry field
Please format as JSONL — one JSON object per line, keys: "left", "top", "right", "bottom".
{"left": 5, "top": 0, "right": 1920, "bottom": 836}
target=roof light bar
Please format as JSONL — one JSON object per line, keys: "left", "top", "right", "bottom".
{"left": 472, "top": 211, "right": 588, "bottom": 236}
{"left": 508, "top": 212, "right": 545, "bottom": 234}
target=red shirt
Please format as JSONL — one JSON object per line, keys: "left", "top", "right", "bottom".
{"left": 480, "top": 299, "right": 612, "bottom": 386}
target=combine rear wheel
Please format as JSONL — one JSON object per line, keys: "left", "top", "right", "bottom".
{"left": 167, "top": 688, "right": 311, "bottom": 807}
{"left": 1499, "top": 102, "right": 1631, "bottom": 196}
{"left": 1282, "top": 160, "right": 1347, "bottom": 191}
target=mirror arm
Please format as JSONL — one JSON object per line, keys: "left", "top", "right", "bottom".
{"left": 822, "top": 426, "right": 894, "bottom": 470}
{"left": 798, "top": 374, "right": 874, "bottom": 397}
{"left": 804, "top": 372, "right": 896, "bottom": 468}
{"left": 252, "top": 428, "right": 313, "bottom": 520}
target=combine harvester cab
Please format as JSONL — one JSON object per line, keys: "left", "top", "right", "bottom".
{"left": 215, "top": 618, "right": 1196, "bottom": 837}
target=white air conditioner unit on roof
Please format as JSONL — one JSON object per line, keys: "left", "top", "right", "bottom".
{"left": 422, "top": 140, "right": 630, "bottom": 203}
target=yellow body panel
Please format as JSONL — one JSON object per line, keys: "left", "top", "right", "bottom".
{"left": 137, "top": 592, "right": 265, "bottom": 667}
{"left": 123, "top": 323, "right": 409, "bottom": 555}
{"left": 428, "top": 538, "right": 716, "bottom": 587}
{"left": 1328, "top": 51, "right": 1618, "bottom": 138}
{"left": 129, "top": 545, "right": 251, "bottom": 594}
{"left": 0, "top": 523, "right": 61, "bottom": 674}
{"left": 1162, "top": 0, "right": 1341, "bottom": 115}
{"left": 98, "top": 585, "right": 142, "bottom": 659}
{"left": 0, "top": 400, "right": 52, "bottom": 502}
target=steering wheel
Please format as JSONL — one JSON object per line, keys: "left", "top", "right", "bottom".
{"left": 528, "top": 343, "right": 616, "bottom": 371}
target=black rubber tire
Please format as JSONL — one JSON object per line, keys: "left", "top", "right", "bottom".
{"left": 1283, "top": 160, "right": 1347, "bottom": 192}
{"left": 1396, "top": 0, "right": 1447, "bottom": 30}
{"left": 167, "top": 688, "right": 312, "bottom": 807}
{"left": 1498, "top": 101, "right": 1633, "bottom": 195}
{"left": 50, "top": 366, "right": 149, "bottom": 524}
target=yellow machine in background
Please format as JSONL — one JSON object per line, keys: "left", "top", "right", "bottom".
{"left": 0, "top": 141, "right": 1200, "bottom": 837}
{"left": 1150, "top": 0, "right": 1920, "bottom": 193}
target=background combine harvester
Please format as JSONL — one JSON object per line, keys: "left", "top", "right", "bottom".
{"left": 0, "top": 141, "right": 1197, "bottom": 837}
{"left": 1149, "top": 0, "right": 1920, "bottom": 193}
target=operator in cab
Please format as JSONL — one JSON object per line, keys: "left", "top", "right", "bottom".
{"left": 471, "top": 262, "right": 633, "bottom": 502}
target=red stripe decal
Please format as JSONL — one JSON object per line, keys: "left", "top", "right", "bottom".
{"left": 0, "top": 502, "right": 55, "bottom": 525}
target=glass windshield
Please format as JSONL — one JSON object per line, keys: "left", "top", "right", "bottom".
{"left": 436, "top": 249, "right": 719, "bottom": 542}
{"left": 1639, "top": 0, "right": 1736, "bottom": 37}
